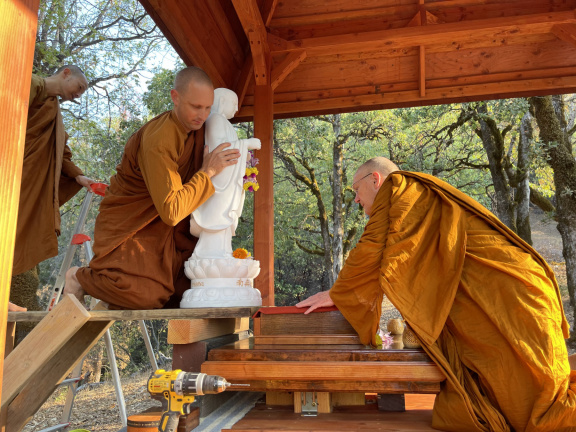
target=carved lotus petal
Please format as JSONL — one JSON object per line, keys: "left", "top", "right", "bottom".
{"left": 248, "top": 264, "right": 260, "bottom": 279}
{"left": 236, "top": 264, "right": 249, "bottom": 278}
{"left": 193, "top": 266, "right": 207, "bottom": 279}
{"left": 201, "top": 259, "right": 211, "bottom": 269}
{"left": 184, "top": 262, "right": 195, "bottom": 280}
{"left": 206, "top": 264, "right": 220, "bottom": 278}
{"left": 216, "top": 260, "right": 236, "bottom": 278}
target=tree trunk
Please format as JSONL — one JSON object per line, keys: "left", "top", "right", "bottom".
{"left": 516, "top": 112, "right": 533, "bottom": 244}
{"left": 530, "top": 95, "right": 576, "bottom": 314}
{"left": 476, "top": 103, "right": 517, "bottom": 231}
{"left": 331, "top": 114, "right": 345, "bottom": 283}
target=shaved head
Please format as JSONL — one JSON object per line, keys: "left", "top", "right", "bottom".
{"left": 47, "top": 65, "right": 88, "bottom": 102}
{"left": 357, "top": 157, "right": 399, "bottom": 178}
{"left": 353, "top": 157, "right": 399, "bottom": 216}
{"left": 174, "top": 67, "right": 213, "bottom": 93}
{"left": 55, "top": 65, "right": 86, "bottom": 77}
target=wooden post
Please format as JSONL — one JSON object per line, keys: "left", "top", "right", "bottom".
{"left": 0, "top": 0, "right": 40, "bottom": 430}
{"left": 253, "top": 84, "right": 274, "bottom": 306}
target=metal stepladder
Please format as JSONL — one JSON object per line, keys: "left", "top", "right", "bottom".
{"left": 42, "top": 183, "right": 159, "bottom": 432}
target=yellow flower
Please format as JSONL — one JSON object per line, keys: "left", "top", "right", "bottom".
{"left": 233, "top": 248, "right": 251, "bottom": 259}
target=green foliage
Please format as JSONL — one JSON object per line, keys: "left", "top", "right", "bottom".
{"left": 143, "top": 62, "right": 185, "bottom": 116}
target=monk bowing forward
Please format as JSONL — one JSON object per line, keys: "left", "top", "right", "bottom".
{"left": 297, "top": 157, "right": 576, "bottom": 432}
{"left": 64, "top": 67, "right": 241, "bottom": 310}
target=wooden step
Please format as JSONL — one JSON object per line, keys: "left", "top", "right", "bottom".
{"left": 202, "top": 338, "right": 444, "bottom": 393}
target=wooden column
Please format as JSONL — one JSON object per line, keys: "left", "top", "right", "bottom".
{"left": 0, "top": 0, "right": 40, "bottom": 429}
{"left": 253, "top": 84, "right": 274, "bottom": 306}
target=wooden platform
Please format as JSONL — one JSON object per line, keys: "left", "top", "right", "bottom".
{"left": 224, "top": 394, "right": 438, "bottom": 431}
{"left": 202, "top": 338, "right": 444, "bottom": 394}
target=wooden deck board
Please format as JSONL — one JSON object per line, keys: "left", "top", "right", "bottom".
{"left": 224, "top": 395, "right": 438, "bottom": 431}
{"left": 7, "top": 306, "right": 261, "bottom": 322}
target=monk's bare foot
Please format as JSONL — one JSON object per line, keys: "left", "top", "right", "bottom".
{"left": 8, "top": 301, "right": 27, "bottom": 312}
{"left": 64, "top": 266, "right": 86, "bottom": 304}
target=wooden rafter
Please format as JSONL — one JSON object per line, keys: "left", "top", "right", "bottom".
{"left": 234, "top": 54, "right": 254, "bottom": 109}
{"left": 141, "top": 0, "right": 229, "bottom": 87}
{"left": 271, "top": 50, "right": 307, "bottom": 91}
{"left": 260, "top": 0, "right": 279, "bottom": 27}
{"left": 232, "top": 0, "right": 271, "bottom": 86}
{"left": 274, "top": 11, "right": 576, "bottom": 56}
{"left": 237, "top": 75, "right": 576, "bottom": 119}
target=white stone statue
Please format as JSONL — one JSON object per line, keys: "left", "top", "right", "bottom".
{"left": 180, "top": 88, "right": 262, "bottom": 308}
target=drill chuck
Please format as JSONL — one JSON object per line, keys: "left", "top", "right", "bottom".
{"left": 175, "top": 371, "right": 231, "bottom": 396}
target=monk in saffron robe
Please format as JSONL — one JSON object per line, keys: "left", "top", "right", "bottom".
{"left": 64, "top": 67, "right": 241, "bottom": 310}
{"left": 297, "top": 157, "right": 576, "bottom": 432}
{"left": 10, "top": 66, "right": 93, "bottom": 313}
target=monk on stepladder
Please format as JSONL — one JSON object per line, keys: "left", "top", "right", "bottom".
{"left": 297, "top": 157, "right": 576, "bottom": 432}
{"left": 10, "top": 66, "right": 95, "bottom": 315}
{"left": 64, "top": 67, "right": 240, "bottom": 310}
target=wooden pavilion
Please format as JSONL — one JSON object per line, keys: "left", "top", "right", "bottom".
{"left": 2, "top": 0, "right": 576, "bottom": 430}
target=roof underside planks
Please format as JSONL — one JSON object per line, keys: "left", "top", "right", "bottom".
{"left": 138, "top": 0, "right": 576, "bottom": 120}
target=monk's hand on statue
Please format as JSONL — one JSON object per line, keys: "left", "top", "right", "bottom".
{"left": 200, "top": 143, "right": 241, "bottom": 178}
{"left": 75, "top": 175, "right": 95, "bottom": 190}
{"left": 295, "top": 291, "right": 334, "bottom": 315}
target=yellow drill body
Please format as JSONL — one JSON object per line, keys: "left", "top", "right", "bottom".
{"left": 147, "top": 369, "right": 242, "bottom": 432}
{"left": 148, "top": 369, "right": 196, "bottom": 432}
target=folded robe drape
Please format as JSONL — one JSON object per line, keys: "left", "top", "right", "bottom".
{"left": 330, "top": 171, "right": 576, "bottom": 432}
{"left": 13, "top": 74, "right": 83, "bottom": 275}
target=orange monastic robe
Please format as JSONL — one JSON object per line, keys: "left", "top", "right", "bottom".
{"left": 13, "top": 75, "right": 83, "bottom": 275}
{"left": 76, "top": 111, "right": 214, "bottom": 310}
{"left": 331, "top": 171, "right": 576, "bottom": 432}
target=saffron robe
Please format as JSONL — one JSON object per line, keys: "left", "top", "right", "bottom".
{"left": 76, "top": 111, "right": 214, "bottom": 310}
{"left": 330, "top": 171, "right": 576, "bottom": 432}
{"left": 13, "top": 75, "right": 84, "bottom": 275}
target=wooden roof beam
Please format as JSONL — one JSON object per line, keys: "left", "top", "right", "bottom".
{"left": 232, "top": 0, "right": 271, "bottom": 85}
{"left": 140, "top": 0, "right": 228, "bottom": 87}
{"left": 234, "top": 54, "right": 254, "bottom": 109}
{"left": 275, "top": 10, "right": 576, "bottom": 56}
{"left": 271, "top": 50, "right": 307, "bottom": 91}
{"left": 552, "top": 23, "right": 576, "bottom": 47}
{"left": 260, "top": 0, "right": 279, "bottom": 27}
{"left": 237, "top": 75, "right": 576, "bottom": 119}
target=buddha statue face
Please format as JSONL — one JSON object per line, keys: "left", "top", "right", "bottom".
{"left": 214, "top": 88, "right": 239, "bottom": 120}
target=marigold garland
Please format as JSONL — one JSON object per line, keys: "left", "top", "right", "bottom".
{"left": 243, "top": 150, "right": 259, "bottom": 192}
{"left": 233, "top": 248, "right": 251, "bottom": 259}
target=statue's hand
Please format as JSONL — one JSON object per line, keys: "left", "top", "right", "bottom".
{"left": 246, "top": 138, "right": 261, "bottom": 150}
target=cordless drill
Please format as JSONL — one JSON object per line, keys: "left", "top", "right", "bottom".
{"left": 147, "top": 369, "right": 248, "bottom": 432}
